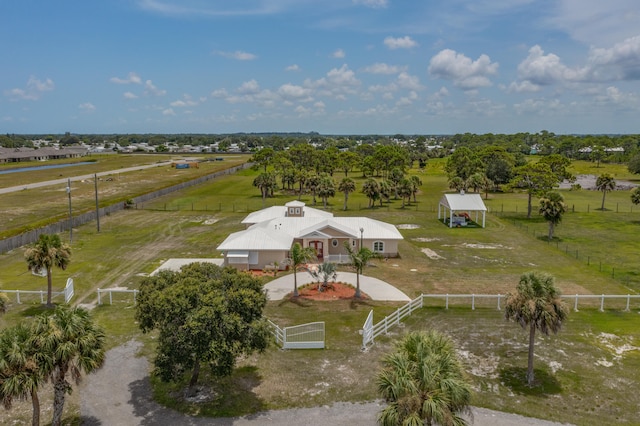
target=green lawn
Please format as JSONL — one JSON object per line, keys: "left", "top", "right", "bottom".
{"left": 1, "top": 158, "right": 639, "bottom": 425}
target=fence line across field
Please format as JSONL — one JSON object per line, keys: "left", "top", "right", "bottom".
{"left": 362, "top": 293, "right": 640, "bottom": 349}
{"left": 97, "top": 288, "right": 139, "bottom": 305}
{"left": 2, "top": 278, "right": 75, "bottom": 304}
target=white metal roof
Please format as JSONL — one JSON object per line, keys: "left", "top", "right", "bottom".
{"left": 439, "top": 193, "right": 487, "bottom": 211}
{"left": 241, "top": 204, "right": 333, "bottom": 225}
{"left": 217, "top": 227, "right": 293, "bottom": 251}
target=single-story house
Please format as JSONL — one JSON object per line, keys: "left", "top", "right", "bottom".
{"left": 438, "top": 192, "right": 487, "bottom": 228}
{"left": 217, "top": 201, "right": 404, "bottom": 270}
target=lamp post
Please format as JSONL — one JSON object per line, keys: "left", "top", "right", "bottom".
{"left": 66, "top": 178, "right": 72, "bottom": 244}
{"left": 359, "top": 227, "right": 364, "bottom": 249}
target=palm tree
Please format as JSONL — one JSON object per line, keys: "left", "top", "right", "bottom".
{"left": 343, "top": 242, "right": 379, "bottom": 298}
{"left": 466, "top": 172, "right": 485, "bottom": 193}
{"left": 287, "top": 243, "right": 317, "bottom": 297}
{"left": 539, "top": 191, "right": 567, "bottom": 240}
{"left": 253, "top": 172, "right": 276, "bottom": 208}
{"left": 338, "top": 177, "right": 356, "bottom": 210}
{"left": 0, "top": 324, "right": 47, "bottom": 426}
{"left": 25, "top": 234, "right": 71, "bottom": 308}
{"left": 595, "top": 173, "right": 616, "bottom": 210}
{"left": 316, "top": 174, "right": 336, "bottom": 208}
{"left": 448, "top": 176, "right": 465, "bottom": 192}
{"left": 397, "top": 178, "right": 413, "bottom": 208}
{"left": 504, "top": 271, "right": 569, "bottom": 386}
{"left": 362, "top": 178, "right": 380, "bottom": 208}
{"left": 306, "top": 175, "right": 321, "bottom": 205}
{"left": 378, "top": 180, "right": 392, "bottom": 207}
{"left": 631, "top": 187, "right": 640, "bottom": 205}
{"left": 410, "top": 175, "right": 423, "bottom": 202}
{"left": 377, "top": 330, "right": 472, "bottom": 426}
{"left": 32, "top": 306, "right": 105, "bottom": 426}
{"left": 309, "top": 262, "right": 337, "bottom": 292}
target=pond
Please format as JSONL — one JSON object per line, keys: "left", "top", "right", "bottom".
{"left": 0, "top": 161, "right": 95, "bottom": 175}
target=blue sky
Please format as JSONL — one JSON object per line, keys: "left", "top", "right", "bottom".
{"left": 2, "top": 0, "right": 640, "bottom": 135}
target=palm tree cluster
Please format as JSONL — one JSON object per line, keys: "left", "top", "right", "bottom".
{"left": 377, "top": 330, "right": 473, "bottom": 426}
{"left": 250, "top": 143, "right": 415, "bottom": 209}
{"left": 0, "top": 306, "right": 105, "bottom": 426}
{"left": 362, "top": 173, "right": 422, "bottom": 209}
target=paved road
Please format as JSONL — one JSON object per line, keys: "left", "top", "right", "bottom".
{"left": 80, "top": 340, "right": 574, "bottom": 426}
{"left": 0, "top": 161, "right": 173, "bottom": 194}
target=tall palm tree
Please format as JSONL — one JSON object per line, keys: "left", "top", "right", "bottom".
{"left": 596, "top": 173, "right": 616, "bottom": 210}
{"left": 252, "top": 172, "right": 276, "bottom": 208}
{"left": 378, "top": 180, "right": 392, "bottom": 206}
{"left": 0, "top": 324, "right": 47, "bottom": 426}
{"left": 362, "top": 178, "right": 380, "bottom": 208}
{"left": 377, "top": 330, "right": 472, "bottom": 426}
{"left": 338, "top": 177, "right": 356, "bottom": 210}
{"left": 316, "top": 174, "right": 336, "bottom": 208}
{"left": 504, "top": 271, "right": 568, "bottom": 386}
{"left": 25, "top": 234, "right": 71, "bottom": 308}
{"left": 343, "top": 242, "right": 379, "bottom": 298}
{"left": 397, "top": 178, "right": 413, "bottom": 208}
{"left": 32, "top": 306, "right": 105, "bottom": 426}
{"left": 287, "top": 243, "right": 317, "bottom": 297}
{"left": 410, "top": 175, "right": 423, "bottom": 202}
{"left": 306, "top": 175, "right": 321, "bottom": 205}
{"left": 539, "top": 191, "right": 567, "bottom": 240}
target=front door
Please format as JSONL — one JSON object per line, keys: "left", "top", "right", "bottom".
{"left": 309, "top": 241, "right": 323, "bottom": 260}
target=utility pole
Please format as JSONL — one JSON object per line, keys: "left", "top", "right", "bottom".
{"left": 66, "top": 178, "right": 72, "bottom": 244}
{"left": 94, "top": 173, "right": 100, "bottom": 233}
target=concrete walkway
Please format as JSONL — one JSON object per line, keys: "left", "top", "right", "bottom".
{"left": 263, "top": 271, "right": 411, "bottom": 302}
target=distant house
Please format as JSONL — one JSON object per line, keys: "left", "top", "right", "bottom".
{"left": 0, "top": 147, "right": 88, "bottom": 163}
{"left": 217, "top": 201, "right": 404, "bottom": 270}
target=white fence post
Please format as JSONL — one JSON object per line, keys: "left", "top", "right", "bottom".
{"left": 574, "top": 294, "right": 579, "bottom": 312}
{"left": 472, "top": 294, "right": 475, "bottom": 310}
{"left": 600, "top": 294, "right": 605, "bottom": 312}
{"left": 626, "top": 295, "right": 630, "bottom": 312}
{"left": 445, "top": 294, "right": 449, "bottom": 309}
{"left": 497, "top": 294, "right": 501, "bottom": 310}
{"left": 97, "top": 289, "right": 102, "bottom": 305}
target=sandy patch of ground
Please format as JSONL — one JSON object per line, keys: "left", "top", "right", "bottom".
{"left": 397, "top": 224, "right": 420, "bottom": 229}
{"left": 421, "top": 248, "right": 445, "bottom": 260}
{"left": 413, "top": 237, "right": 441, "bottom": 242}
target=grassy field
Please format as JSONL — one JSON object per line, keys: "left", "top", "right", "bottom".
{"left": 1, "top": 157, "right": 639, "bottom": 425}
{"left": 0, "top": 153, "right": 249, "bottom": 239}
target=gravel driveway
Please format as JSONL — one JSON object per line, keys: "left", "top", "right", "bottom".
{"left": 80, "top": 340, "right": 574, "bottom": 426}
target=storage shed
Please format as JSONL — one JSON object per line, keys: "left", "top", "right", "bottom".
{"left": 438, "top": 192, "right": 487, "bottom": 228}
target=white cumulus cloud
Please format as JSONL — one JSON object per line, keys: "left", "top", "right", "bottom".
{"left": 353, "top": 0, "right": 388, "bottom": 8}
{"left": 5, "top": 76, "right": 55, "bottom": 101}
{"left": 332, "top": 49, "right": 346, "bottom": 58}
{"left": 384, "top": 36, "right": 418, "bottom": 50}
{"left": 79, "top": 102, "right": 96, "bottom": 112}
{"left": 428, "top": 49, "right": 498, "bottom": 90}
{"left": 110, "top": 72, "right": 142, "bottom": 84}
{"left": 214, "top": 50, "right": 257, "bottom": 60}
{"left": 363, "top": 63, "right": 405, "bottom": 74}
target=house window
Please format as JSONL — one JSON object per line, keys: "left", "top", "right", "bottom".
{"left": 352, "top": 240, "right": 357, "bottom": 247}
{"left": 331, "top": 239, "right": 339, "bottom": 247}
{"left": 373, "top": 241, "right": 384, "bottom": 253}
{"left": 295, "top": 208, "right": 301, "bottom": 214}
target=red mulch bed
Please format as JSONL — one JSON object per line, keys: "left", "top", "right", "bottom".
{"left": 295, "top": 282, "right": 369, "bottom": 300}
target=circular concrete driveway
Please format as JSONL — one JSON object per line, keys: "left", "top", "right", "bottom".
{"left": 264, "top": 271, "right": 411, "bottom": 301}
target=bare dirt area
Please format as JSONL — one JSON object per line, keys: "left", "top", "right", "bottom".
{"left": 559, "top": 174, "right": 638, "bottom": 190}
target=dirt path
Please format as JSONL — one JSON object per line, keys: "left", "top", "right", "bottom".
{"left": 80, "top": 340, "right": 574, "bottom": 426}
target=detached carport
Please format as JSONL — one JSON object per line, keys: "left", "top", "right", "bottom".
{"left": 438, "top": 192, "right": 487, "bottom": 228}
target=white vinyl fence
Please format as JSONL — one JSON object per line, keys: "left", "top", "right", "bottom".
{"left": 268, "top": 320, "right": 325, "bottom": 349}
{"left": 361, "top": 293, "right": 640, "bottom": 349}
{"left": 2, "top": 278, "right": 74, "bottom": 305}
{"left": 97, "top": 288, "right": 139, "bottom": 305}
